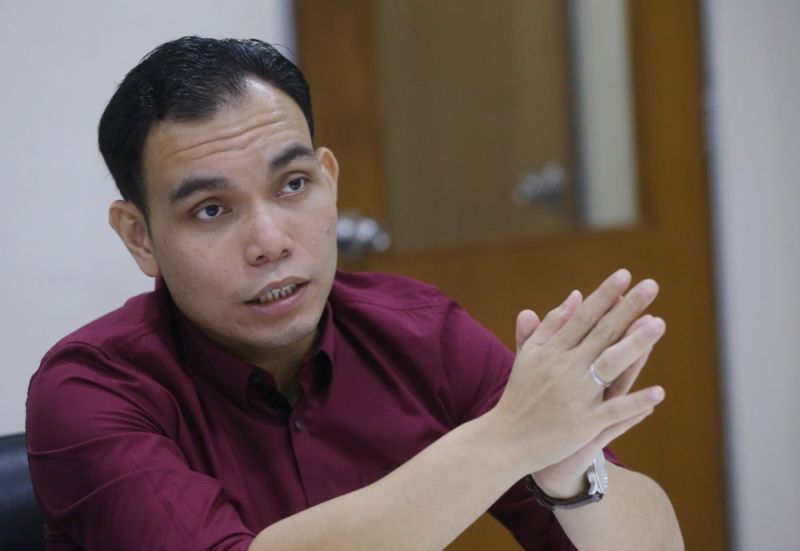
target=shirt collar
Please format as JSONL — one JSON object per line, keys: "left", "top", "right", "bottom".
{"left": 170, "top": 291, "right": 336, "bottom": 410}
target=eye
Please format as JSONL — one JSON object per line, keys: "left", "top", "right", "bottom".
{"left": 280, "top": 177, "right": 307, "bottom": 195}
{"left": 195, "top": 204, "right": 225, "bottom": 220}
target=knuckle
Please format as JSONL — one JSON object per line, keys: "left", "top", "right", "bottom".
{"left": 572, "top": 308, "right": 593, "bottom": 327}
{"left": 594, "top": 322, "right": 617, "bottom": 343}
{"left": 600, "top": 283, "right": 623, "bottom": 303}
{"left": 618, "top": 293, "right": 641, "bottom": 314}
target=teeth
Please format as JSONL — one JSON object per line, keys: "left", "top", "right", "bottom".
{"left": 258, "top": 284, "right": 297, "bottom": 304}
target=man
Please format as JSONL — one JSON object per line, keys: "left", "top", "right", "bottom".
{"left": 27, "top": 37, "right": 682, "bottom": 550}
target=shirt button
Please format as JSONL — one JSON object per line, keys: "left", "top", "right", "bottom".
{"left": 293, "top": 418, "right": 305, "bottom": 431}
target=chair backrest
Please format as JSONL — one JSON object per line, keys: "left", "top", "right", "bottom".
{"left": 0, "top": 433, "right": 45, "bottom": 550}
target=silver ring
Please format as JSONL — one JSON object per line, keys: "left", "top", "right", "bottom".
{"left": 589, "top": 363, "right": 613, "bottom": 389}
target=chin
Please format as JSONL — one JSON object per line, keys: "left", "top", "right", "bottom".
{"left": 253, "top": 314, "right": 319, "bottom": 349}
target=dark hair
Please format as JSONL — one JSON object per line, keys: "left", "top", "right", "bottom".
{"left": 98, "top": 36, "right": 313, "bottom": 214}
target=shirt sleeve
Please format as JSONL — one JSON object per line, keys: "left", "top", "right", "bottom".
{"left": 439, "top": 303, "right": 578, "bottom": 550}
{"left": 26, "top": 343, "right": 256, "bottom": 551}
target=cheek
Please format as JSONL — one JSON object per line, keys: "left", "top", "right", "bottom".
{"left": 315, "top": 209, "right": 339, "bottom": 253}
{"left": 324, "top": 211, "right": 337, "bottom": 237}
{"left": 154, "top": 237, "right": 238, "bottom": 296}
{"left": 296, "top": 206, "right": 338, "bottom": 273}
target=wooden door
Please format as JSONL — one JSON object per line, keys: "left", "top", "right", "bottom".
{"left": 295, "top": 1, "right": 728, "bottom": 549}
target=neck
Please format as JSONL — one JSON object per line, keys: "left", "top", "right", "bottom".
{"left": 251, "top": 331, "right": 316, "bottom": 404}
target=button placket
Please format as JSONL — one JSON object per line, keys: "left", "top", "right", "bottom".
{"left": 289, "top": 402, "right": 334, "bottom": 506}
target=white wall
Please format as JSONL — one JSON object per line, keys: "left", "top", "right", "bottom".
{"left": 0, "top": 0, "right": 294, "bottom": 434}
{"left": 704, "top": 1, "right": 800, "bottom": 550}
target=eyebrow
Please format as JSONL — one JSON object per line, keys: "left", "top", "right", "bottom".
{"left": 169, "top": 176, "right": 234, "bottom": 205}
{"left": 168, "top": 144, "right": 316, "bottom": 205}
{"left": 269, "top": 144, "right": 316, "bottom": 173}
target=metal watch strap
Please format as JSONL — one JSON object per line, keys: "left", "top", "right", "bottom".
{"left": 525, "top": 452, "right": 608, "bottom": 510}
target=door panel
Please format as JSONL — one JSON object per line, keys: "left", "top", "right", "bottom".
{"left": 376, "top": 0, "right": 576, "bottom": 251}
{"left": 295, "top": 1, "right": 728, "bottom": 549}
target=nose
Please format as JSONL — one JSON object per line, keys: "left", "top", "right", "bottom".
{"left": 243, "top": 207, "right": 291, "bottom": 266}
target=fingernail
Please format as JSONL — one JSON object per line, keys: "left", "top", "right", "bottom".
{"left": 611, "top": 269, "right": 630, "bottom": 284}
{"left": 563, "top": 289, "right": 579, "bottom": 307}
{"left": 648, "top": 387, "right": 665, "bottom": 401}
{"left": 646, "top": 317, "right": 666, "bottom": 335}
{"left": 640, "top": 279, "right": 659, "bottom": 297}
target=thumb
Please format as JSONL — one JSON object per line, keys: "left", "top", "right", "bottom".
{"left": 515, "top": 309, "right": 540, "bottom": 351}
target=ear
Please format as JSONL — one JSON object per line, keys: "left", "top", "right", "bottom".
{"left": 316, "top": 147, "right": 339, "bottom": 202}
{"left": 108, "top": 200, "right": 161, "bottom": 278}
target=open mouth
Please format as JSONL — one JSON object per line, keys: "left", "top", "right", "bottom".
{"left": 252, "top": 283, "right": 303, "bottom": 304}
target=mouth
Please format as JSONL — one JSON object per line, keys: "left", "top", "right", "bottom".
{"left": 257, "top": 283, "right": 299, "bottom": 304}
{"left": 247, "top": 279, "right": 308, "bottom": 305}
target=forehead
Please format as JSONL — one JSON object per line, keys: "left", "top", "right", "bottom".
{"left": 141, "top": 79, "right": 311, "bottom": 201}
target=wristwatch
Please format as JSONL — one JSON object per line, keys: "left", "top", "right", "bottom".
{"left": 525, "top": 451, "right": 609, "bottom": 510}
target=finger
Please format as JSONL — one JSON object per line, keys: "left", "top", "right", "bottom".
{"left": 552, "top": 269, "right": 632, "bottom": 348}
{"left": 586, "top": 316, "right": 665, "bottom": 388}
{"left": 523, "top": 290, "right": 582, "bottom": 348}
{"left": 535, "top": 405, "right": 656, "bottom": 476}
{"left": 605, "top": 347, "right": 652, "bottom": 400}
{"left": 552, "top": 407, "right": 653, "bottom": 472}
{"left": 602, "top": 314, "right": 654, "bottom": 399}
{"left": 585, "top": 408, "right": 654, "bottom": 452}
{"left": 515, "top": 310, "right": 540, "bottom": 351}
{"left": 574, "top": 277, "right": 660, "bottom": 358}
{"left": 624, "top": 314, "right": 655, "bottom": 337}
{"left": 598, "top": 385, "right": 665, "bottom": 427}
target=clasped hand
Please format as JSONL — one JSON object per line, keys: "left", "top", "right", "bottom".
{"left": 492, "top": 269, "right": 667, "bottom": 497}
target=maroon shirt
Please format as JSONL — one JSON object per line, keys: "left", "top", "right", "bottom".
{"left": 27, "top": 271, "right": 575, "bottom": 550}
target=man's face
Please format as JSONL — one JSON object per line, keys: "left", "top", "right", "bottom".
{"left": 126, "top": 79, "right": 339, "bottom": 365}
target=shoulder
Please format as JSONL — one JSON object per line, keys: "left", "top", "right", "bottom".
{"left": 41, "top": 287, "right": 173, "bottom": 364}
{"left": 33, "top": 285, "right": 178, "bottom": 382}
{"left": 28, "top": 288, "right": 181, "bottom": 448}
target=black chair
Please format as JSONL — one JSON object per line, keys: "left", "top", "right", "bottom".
{"left": 0, "top": 433, "right": 45, "bottom": 550}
